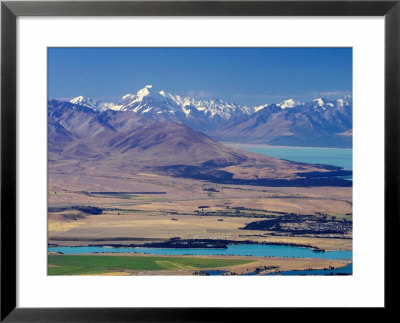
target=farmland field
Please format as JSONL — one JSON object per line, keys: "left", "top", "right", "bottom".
{"left": 48, "top": 254, "right": 255, "bottom": 275}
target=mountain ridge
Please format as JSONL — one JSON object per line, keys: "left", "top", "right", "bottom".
{"left": 54, "top": 85, "right": 352, "bottom": 148}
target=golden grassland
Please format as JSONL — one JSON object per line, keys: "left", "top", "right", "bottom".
{"left": 48, "top": 169, "right": 352, "bottom": 252}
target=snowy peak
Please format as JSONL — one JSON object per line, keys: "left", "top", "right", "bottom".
{"left": 313, "top": 98, "right": 326, "bottom": 107}
{"left": 254, "top": 104, "right": 269, "bottom": 112}
{"left": 109, "top": 86, "right": 251, "bottom": 121}
{"left": 180, "top": 97, "right": 251, "bottom": 120}
{"left": 69, "top": 96, "right": 116, "bottom": 112}
{"left": 312, "top": 97, "right": 344, "bottom": 107}
{"left": 70, "top": 95, "right": 84, "bottom": 104}
{"left": 136, "top": 84, "right": 165, "bottom": 99}
{"left": 336, "top": 95, "right": 352, "bottom": 107}
{"left": 114, "top": 85, "right": 178, "bottom": 115}
{"left": 70, "top": 96, "right": 101, "bottom": 111}
{"left": 118, "top": 85, "right": 169, "bottom": 107}
{"left": 136, "top": 84, "right": 153, "bottom": 97}
{"left": 311, "top": 97, "right": 350, "bottom": 110}
{"left": 278, "top": 99, "right": 301, "bottom": 109}
{"left": 312, "top": 98, "right": 335, "bottom": 109}
{"left": 70, "top": 96, "right": 98, "bottom": 108}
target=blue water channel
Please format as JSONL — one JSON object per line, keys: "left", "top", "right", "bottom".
{"left": 48, "top": 244, "right": 352, "bottom": 260}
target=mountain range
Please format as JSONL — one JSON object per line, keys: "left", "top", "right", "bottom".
{"left": 60, "top": 85, "right": 352, "bottom": 148}
{"left": 48, "top": 100, "right": 246, "bottom": 166}
{"left": 48, "top": 99, "right": 352, "bottom": 187}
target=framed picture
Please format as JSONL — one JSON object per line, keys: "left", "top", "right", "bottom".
{"left": 1, "top": 0, "right": 399, "bottom": 321}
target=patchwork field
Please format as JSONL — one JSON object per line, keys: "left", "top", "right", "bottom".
{"left": 48, "top": 254, "right": 255, "bottom": 275}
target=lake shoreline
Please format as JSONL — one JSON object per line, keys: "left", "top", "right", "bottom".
{"left": 224, "top": 142, "right": 353, "bottom": 151}
{"left": 48, "top": 241, "right": 352, "bottom": 261}
{"left": 224, "top": 143, "right": 353, "bottom": 172}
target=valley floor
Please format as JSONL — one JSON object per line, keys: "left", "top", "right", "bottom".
{"left": 48, "top": 166, "right": 352, "bottom": 275}
{"left": 48, "top": 168, "right": 352, "bottom": 251}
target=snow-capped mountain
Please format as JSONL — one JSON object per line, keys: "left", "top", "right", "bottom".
{"left": 110, "top": 85, "right": 251, "bottom": 120}
{"left": 69, "top": 85, "right": 351, "bottom": 122}
{"left": 111, "top": 85, "right": 175, "bottom": 113}
{"left": 64, "top": 86, "right": 352, "bottom": 147}
{"left": 311, "top": 95, "right": 352, "bottom": 110}
{"left": 69, "top": 96, "right": 98, "bottom": 108}
{"left": 72, "top": 85, "right": 251, "bottom": 118}
{"left": 69, "top": 96, "right": 115, "bottom": 112}
{"left": 278, "top": 99, "right": 302, "bottom": 109}
{"left": 69, "top": 85, "right": 254, "bottom": 131}
{"left": 211, "top": 95, "right": 352, "bottom": 147}
{"left": 254, "top": 99, "right": 302, "bottom": 112}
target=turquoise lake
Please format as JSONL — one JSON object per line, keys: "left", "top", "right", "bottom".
{"left": 226, "top": 144, "right": 353, "bottom": 171}
{"left": 48, "top": 244, "right": 352, "bottom": 260}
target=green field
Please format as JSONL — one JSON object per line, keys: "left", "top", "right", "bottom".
{"left": 48, "top": 255, "right": 255, "bottom": 275}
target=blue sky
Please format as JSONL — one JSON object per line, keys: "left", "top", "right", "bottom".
{"left": 48, "top": 48, "right": 352, "bottom": 106}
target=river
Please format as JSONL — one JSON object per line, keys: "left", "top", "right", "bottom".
{"left": 48, "top": 244, "right": 352, "bottom": 260}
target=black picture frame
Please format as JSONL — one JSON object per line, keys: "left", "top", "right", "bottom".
{"left": 1, "top": 0, "right": 399, "bottom": 321}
